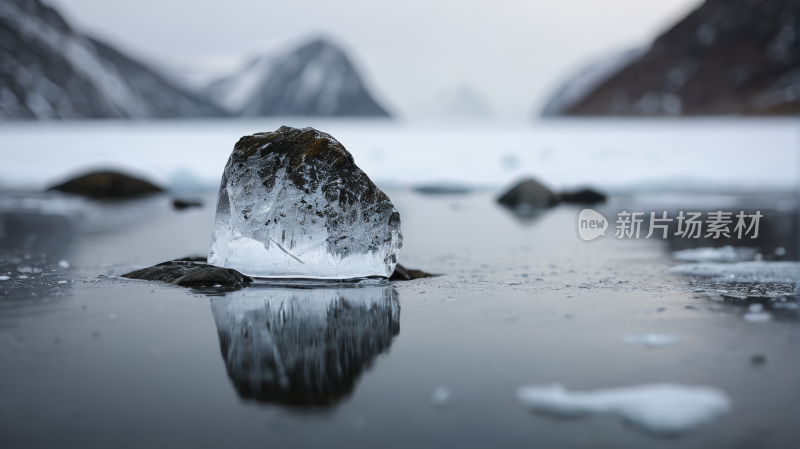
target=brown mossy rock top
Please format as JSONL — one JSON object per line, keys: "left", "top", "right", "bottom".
{"left": 122, "top": 260, "right": 252, "bottom": 286}
{"left": 48, "top": 171, "right": 163, "bottom": 198}
{"left": 230, "top": 126, "right": 390, "bottom": 207}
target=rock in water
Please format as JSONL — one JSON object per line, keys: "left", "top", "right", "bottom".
{"left": 497, "top": 178, "right": 557, "bottom": 212}
{"left": 208, "top": 126, "right": 402, "bottom": 279}
{"left": 389, "top": 263, "right": 435, "bottom": 281}
{"left": 559, "top": 188, "right": 606, "bottom": 204}
{"left": 48, "top": 171, "right": 163, "bottom": 198}
{"left": 122, "top": 260, "right": 252, "bottom": 286}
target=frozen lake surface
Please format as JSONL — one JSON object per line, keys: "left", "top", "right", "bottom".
{"left": 0, "top": 186, "right": 798, "bottom": 448}
{"left": 0, "top": 118, "right": 796, "bottom": 191}
{"left": 0, "top": 119, "right": 798, "bottom": 447}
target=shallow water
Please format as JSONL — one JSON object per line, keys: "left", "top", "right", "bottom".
{"left": 0, "top": 187, "right": 798, "bottom": 448}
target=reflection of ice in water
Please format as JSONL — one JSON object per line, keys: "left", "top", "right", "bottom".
{"left": 211, "top": 284, "right": 399, "bottom": 406}
{"left": 517, "top": 383, "right": 730, "bottom": 436}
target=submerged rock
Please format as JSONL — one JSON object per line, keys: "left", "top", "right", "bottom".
{"left": 389, "top": 263, "right": 435, "bottom": 281}
{"left": 122, "top": 260, "right": 252, "bottom": 286}
{"left": 208, "top": 126, "right": 402, "bottom": 279}
{"left": 497, "top": 178, "right": 558, "bottom": 212}
{"left": 48, "top": 171, "right": 163, "bottom": 198}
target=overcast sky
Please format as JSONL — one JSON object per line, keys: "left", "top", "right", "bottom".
{"left": 46, "top": 0, "right": 702, "bottom": 120}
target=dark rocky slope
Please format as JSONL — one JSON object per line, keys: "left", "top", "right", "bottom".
{"left": 558, "top": 0, "right": 798, "bottom": 116}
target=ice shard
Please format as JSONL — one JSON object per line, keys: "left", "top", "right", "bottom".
{"left": 208, "top": 126, "right": 402, "bottom": 278}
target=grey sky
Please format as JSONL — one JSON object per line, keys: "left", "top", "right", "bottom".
{"left": 46, "top": 0, "right": 702, "bottom": 119}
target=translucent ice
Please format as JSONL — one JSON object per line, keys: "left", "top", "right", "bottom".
{"left": 516, "top": 383, "right": 731, "bottom": 436}
{"left": 208, "top": 126, "right": 402, "bottom": 279}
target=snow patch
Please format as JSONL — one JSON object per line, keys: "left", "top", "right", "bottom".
{"left": 517, "top": 383, "right": 731, "bottom": 436}
{"left": 624, "top": 333, "right": 680, "bottom": 348}
{"left": 673, "top": 246, "right": 757, "bottom": 263}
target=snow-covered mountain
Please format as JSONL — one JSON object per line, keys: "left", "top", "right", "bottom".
{"left": 416, "top": 85, "right": 493, "bottom": 119}
{"left": 543, "top": 0, "right": 798, "bottom": 116}
{"left": 0, "top": 0, "right": 223, "bottom": 120}
{"left": 205, "top": 39, "right": 390, "bottom": 117}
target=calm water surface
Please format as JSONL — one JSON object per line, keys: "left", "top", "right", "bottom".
{"left": 0, "top": 188, "right": 798, "bottom": 448}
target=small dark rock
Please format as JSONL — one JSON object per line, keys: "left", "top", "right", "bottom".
{"left": 48, "top": 171, "right": 163, "bottom": 198}
{"left": 751, "top": 354, "right": 766, "bottom": 365}
{"left": 558, "top": 188, "right": 606, "bottom": 204}
{"left": 122, "top": 260, "right": 252, "bottom": 286}
{"left": 497, "top": 178, "right": 557, "bottom": 211}
{"left": 389, "top": 263, "right": 435, "bottom": 281}
{"left": 413, "top": 184, "right": 472, "bottom": 195}
{"left": 172, "top": 199, "right": 203, "bottom": 210}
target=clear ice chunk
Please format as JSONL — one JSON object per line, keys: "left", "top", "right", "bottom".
{"left": 207, "top": 126, "right": 402, "bottom": 278}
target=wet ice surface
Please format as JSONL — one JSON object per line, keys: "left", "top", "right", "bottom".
{"left": 671, "top": 261, "right": 800, "bottom": 283}
{"left": 516, "top": 383, "right": 731, "bottom": 436}
{"left": 0, "top": 189, "right": 798, "bottom": 448}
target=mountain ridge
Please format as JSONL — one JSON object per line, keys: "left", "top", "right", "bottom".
{"left": 206, "top": 38, "right": 391, "bottom": 117}
{"left": 545, "top": 0, "right": 798, "bottom": 116}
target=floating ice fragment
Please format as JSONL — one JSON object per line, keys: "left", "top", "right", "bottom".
{"left": 624, "top": 333, "right": 680, "bottom": 348}
{"left": 0, "top": 276, "right": 9, "bottom": 281}
{"left": 670, "top": 261, "right": 800, "bottom": 283}
{"left": 59, "top": 260, "right": 70, "bottom": 268}
{"left": 58, "top": 280, "right": 67, "bottom": 284}
{"left": 743, "top": 312, "right": 772, "bottom": 323}
{"left": 18, "top": 275, "right": 28, "bottom": 279}
{"left": 748, "top": 303, "right": 762, "bottom": 313}
{"left": 516, "top": 383, "right": 730, "bottom": 436}
{"left": 208, "top": 127, "right": 402, "bottom": 279}
{"left": 673, "top": 246, "right": 756, "bottom": 263}
{"left": 430, "top": 386, "right": 452, "bottom": 408}
{"left": 773, "top": 302, "right": 798, "bottom": 309}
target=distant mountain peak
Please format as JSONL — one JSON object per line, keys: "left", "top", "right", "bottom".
{"left": 206, "top": 38, "right": 390, "bottom": 117}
